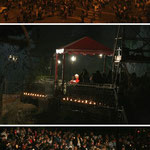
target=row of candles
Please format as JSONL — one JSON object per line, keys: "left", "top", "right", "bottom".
{"left": 23, "top": 92, "right": 47, "bottom": 98}
{"left": 63, "top": 97, "right": 96, "bottom": 105}
{"left": 62, "top": 97, "right": 114, "bottom": 108}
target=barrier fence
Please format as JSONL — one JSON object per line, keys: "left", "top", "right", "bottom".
{"left": 66, "top": 83, "right": 116, "bottom": 108}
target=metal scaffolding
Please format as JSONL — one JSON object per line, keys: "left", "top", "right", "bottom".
{"left": 112, "top": 25, "right": 150, "bottom": 88}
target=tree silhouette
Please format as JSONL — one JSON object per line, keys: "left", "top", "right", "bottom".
{"left": 0, "top": 26, "right": 34, "bottom": 117}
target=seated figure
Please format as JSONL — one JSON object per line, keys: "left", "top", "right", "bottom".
{"left": 70, "top": 74, "right": 80, "bottom": 84}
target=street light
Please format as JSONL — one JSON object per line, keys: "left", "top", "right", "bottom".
{"left": 71, "top": 56, "right": 76, "bottom": 62}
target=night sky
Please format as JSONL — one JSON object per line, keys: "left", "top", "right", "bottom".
{"left": 0, "top": 25, "right": 118, "bottom": 56}
{"left": 31, "top": 25, "right": 118, "bottom": 56}
{"left": 0, "top": 25, "right": 146, "bottom": 56}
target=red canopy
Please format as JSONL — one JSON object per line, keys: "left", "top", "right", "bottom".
{"left": 55, "top": 36, "right": 113, "bottom": 90}
{"left": 58, "top": 36, "right": 112, "bottom": 56}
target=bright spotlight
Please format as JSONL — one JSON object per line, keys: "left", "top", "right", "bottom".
{"left": 115, "top": 47, "right": 122, "bottom": 62}
{"left": 8, "top": 55, "right": 18, "bottom": 62}
{"left": 9, "top": 55, "right": 12, "bottom": 59}
{"left": 58, "top": 60, "right": 61, "bottom": 64}
{"left": 99, "top": 54, "right": 103, "bottom": 58}
{"left": 71, "top": 56, "right": 76, "bottom": 62}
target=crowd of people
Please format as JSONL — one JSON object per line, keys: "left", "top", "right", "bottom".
{"left": 112, "top": 0, "right": 145, "bottom": 22}
{"left": 1, "top": 0, "right": 149, "bottom": 23}
{"left": 70, "top": 68, "right": 150, "bottom": 99}
{"left": 1, "top": 0, "right": 77, "bottom": 22}
{"left": 0, "top": 128, "right": 149, "bottom": 150}
{"left": 0, "top": 0, "right": 111, "bottom": 23}
{"left": 71, "top": 69, "right": 112, "bottom": 85}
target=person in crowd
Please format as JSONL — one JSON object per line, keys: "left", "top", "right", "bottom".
{"left": 90, "top": 71, "right": 102, "bottom": 84}
{"left": 70, "top": 74, "right": 80, "bottom": 84}
{"left": 80, "top": 10, "right": 85, "bottom": 23}
{"left": 75, "top": 74, "right": 80, "bottom": 83}
{"left": 3, "top": 11, "right": 8, "bottom": 22}
{"left": 81, "top": 69, "right": 90, "bottom": 83}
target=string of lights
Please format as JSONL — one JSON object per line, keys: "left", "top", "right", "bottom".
{"left": 23, "top": 92, "right": 47, "bottom": 98}
{"left": 62, "top": 97, "right": 115, "bottom": 109}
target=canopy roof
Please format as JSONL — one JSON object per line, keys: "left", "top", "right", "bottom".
{"left": 56, "top": 36, "right": 113, "bottom": 56}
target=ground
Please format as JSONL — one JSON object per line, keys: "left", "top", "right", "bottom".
{"left": 0, "top": 94, "right": 124, "bottom": 124}
{"left": 1, "top": 95, "right": 38, "bottom": 124}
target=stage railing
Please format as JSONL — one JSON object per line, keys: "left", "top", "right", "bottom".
{"left": 65, "top": 83, "right": 116, "bottom": 108}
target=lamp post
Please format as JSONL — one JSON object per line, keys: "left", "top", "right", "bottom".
{"left": 70, "top": 55, "right": 76, "bottom": 83}
{"left": 58, "top": 60, "right": 61, "bottom": 79}
{"left": 99, "top": 54, "right": 106, "bottom": 73}
{"left": 103, "top": 55, "right": 106, "bottom": 73}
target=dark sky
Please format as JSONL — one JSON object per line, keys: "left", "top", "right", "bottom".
{"left": 0, "top": 25, "right": 145, "bottom": 57}
{"left": 31, "top": 25, "right": 118, "bottom": 56}
{"left": 0, "top": 25, "right": 119, "bottom": 56}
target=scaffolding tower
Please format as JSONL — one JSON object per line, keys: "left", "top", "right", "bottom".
{"left": 112, "top": 25, "right": 150, "bottom": 89}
